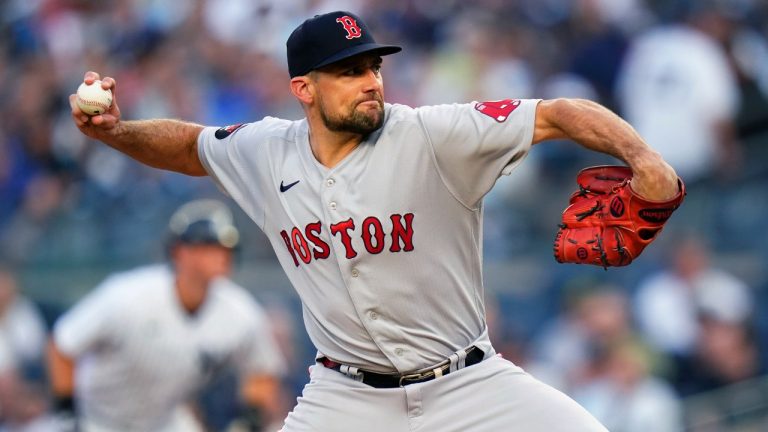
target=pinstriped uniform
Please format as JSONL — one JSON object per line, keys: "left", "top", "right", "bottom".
{"left": 53, "top": 265, "right": 284, "bottom": 431}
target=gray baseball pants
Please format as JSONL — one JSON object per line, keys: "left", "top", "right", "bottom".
{"left": 280, "top": 355, "right": 607, "bottom": 432}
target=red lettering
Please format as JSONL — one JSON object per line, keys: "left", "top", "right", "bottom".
{"left": 281, "top": 213, "right": 415, "bottom": 264}
{"left": 361, "top": 217, "right": 385, "bottom": 254}
{"left": 305, "top": 222, "right": 330, "bottom": 260}
{"left": 336, "top": 16, "right": 362, "bottom": 39}
{"left": 280, "top": 230, "right": 299, "bottom": 267}
{"left": 390, "top": 213, "right": 415, "bottom": 252}
{"left": 330, "top": 218, "right": 358, "bottom": 259}
{"left": 291, "top": 227, "right": 312, "bottom": 264}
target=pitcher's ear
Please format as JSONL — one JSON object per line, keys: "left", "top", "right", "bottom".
{"left": 290, "top": 76, "right": 314, "bottom": 105}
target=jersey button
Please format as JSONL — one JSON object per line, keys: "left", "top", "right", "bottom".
{"left": 326, "top": 178, "right": 335, "bottom": 187}
{"left": 351, "top": 268, "right": 359, "bottom": 278}
{"left": 329, "top": 201, "right": 337, "bottom": 210}
{"left": 395, "top": 348, "right": 405, "bottom": 356}
{"left": 368, "top": 311, "right": 378, "bottom": 320}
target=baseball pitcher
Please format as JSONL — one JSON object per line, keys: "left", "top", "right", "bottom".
{"left": 68, "top": 11, "right": 683, "bottom": 432}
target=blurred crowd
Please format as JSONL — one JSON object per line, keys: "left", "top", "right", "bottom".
{"left": 495, "top": 235, "right": 766, "bottom": 431}
{"left": 1, "top": 0, "right": 768, "bottom": 430}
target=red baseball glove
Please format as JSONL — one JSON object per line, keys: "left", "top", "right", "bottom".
{"left": 553, "top": 165, "right": 685, "bottom": 268}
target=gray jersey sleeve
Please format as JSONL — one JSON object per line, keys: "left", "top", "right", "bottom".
{"left": 417, "top": 99, "right": 539, "bottom": 208}
{"left": 53, "top": 278, "right": 123, "bottom": 358}
{"left": 197, "top": 122, "right": 269, "bottom": 229}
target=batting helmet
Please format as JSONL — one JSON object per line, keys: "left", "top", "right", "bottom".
{"left": 167, "top": 199, "right": 240, "bottom": 249}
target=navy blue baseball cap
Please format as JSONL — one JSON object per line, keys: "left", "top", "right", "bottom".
{"left": 167, "top": 200, "right": 240, "bottom": 250}
{"left": 287, "top": 11, "right": 402, "bottom": 78}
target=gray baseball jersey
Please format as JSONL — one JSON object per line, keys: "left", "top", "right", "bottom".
{"left": 198, "top": 99, "right": 537, "bottom": 374}
{"left": 53, "top": 265, "right": 285, "bottom": 431}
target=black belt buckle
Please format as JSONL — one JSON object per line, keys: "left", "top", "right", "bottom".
{"left": 321, "top": 346, "right": 486, "bottom": 389}
{"left": 398, "top": 372, "right": 428, "bottom": 387}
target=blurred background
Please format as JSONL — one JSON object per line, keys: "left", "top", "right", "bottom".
{"left": 1, "top": 0, "right": 767, "bottom": 430}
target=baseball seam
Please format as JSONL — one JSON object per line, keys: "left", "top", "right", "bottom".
{"left": 77, "top": 96, "right": 111, "bottom": 111}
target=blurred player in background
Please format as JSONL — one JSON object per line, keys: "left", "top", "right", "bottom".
{"left": 47, "top": 199, "right": 286, "bottom": 432}
{"left": 0, "top": 266, "right": 47, "bottom": 378}
{"left": 0, "top": 265, "right": 50, "bottom": 431}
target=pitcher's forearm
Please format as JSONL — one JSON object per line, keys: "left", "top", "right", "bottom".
{"left": 534, "top": 99, "right": 679, "bottom": 200}
{"left": 102, "top": 119, "right": 206, "bottom": 176}
{"left": 114, "top": 119, "right": 206, "bottom": 175}
{"left": 70, "top": 73, "right": 206, "bottom": 175}
{"left": 561, "top": 102, "right": 678, "bottom": 199}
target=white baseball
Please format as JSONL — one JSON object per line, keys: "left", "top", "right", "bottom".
{"left": 76, "top": 80, "right": 113, "bottom": 115}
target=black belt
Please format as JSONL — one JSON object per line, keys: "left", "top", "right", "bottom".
{"left": 319, "top": 346, "right": 485, "bottom": 388}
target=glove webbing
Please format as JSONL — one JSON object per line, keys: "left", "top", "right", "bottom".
{"left": 573, "top": 174, "right": 627, "bottom": 199}
{"left": 575, "top": 201, "right": 604, "bottom": 221}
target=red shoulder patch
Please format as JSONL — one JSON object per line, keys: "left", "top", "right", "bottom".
{"left": 474, "top": 99, "right": 521, "bottom": 123}
{"left": 215, "top": 123, "right": 246, "bottom": 139}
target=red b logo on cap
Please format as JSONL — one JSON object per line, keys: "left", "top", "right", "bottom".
{"left": 336, "top": 16, "right": 362, "bottom": 39}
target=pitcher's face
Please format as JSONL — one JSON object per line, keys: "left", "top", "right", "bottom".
{"left": 312, "top": 54, "right": 385, "bottom": 135}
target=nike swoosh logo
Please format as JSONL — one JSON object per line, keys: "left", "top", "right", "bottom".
{"left": 279, "top": 180, "right": 300, "bottom": 193}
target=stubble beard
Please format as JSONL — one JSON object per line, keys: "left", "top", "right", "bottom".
{"left": 318, "top": 95, "right": 384, "bottom": 135}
